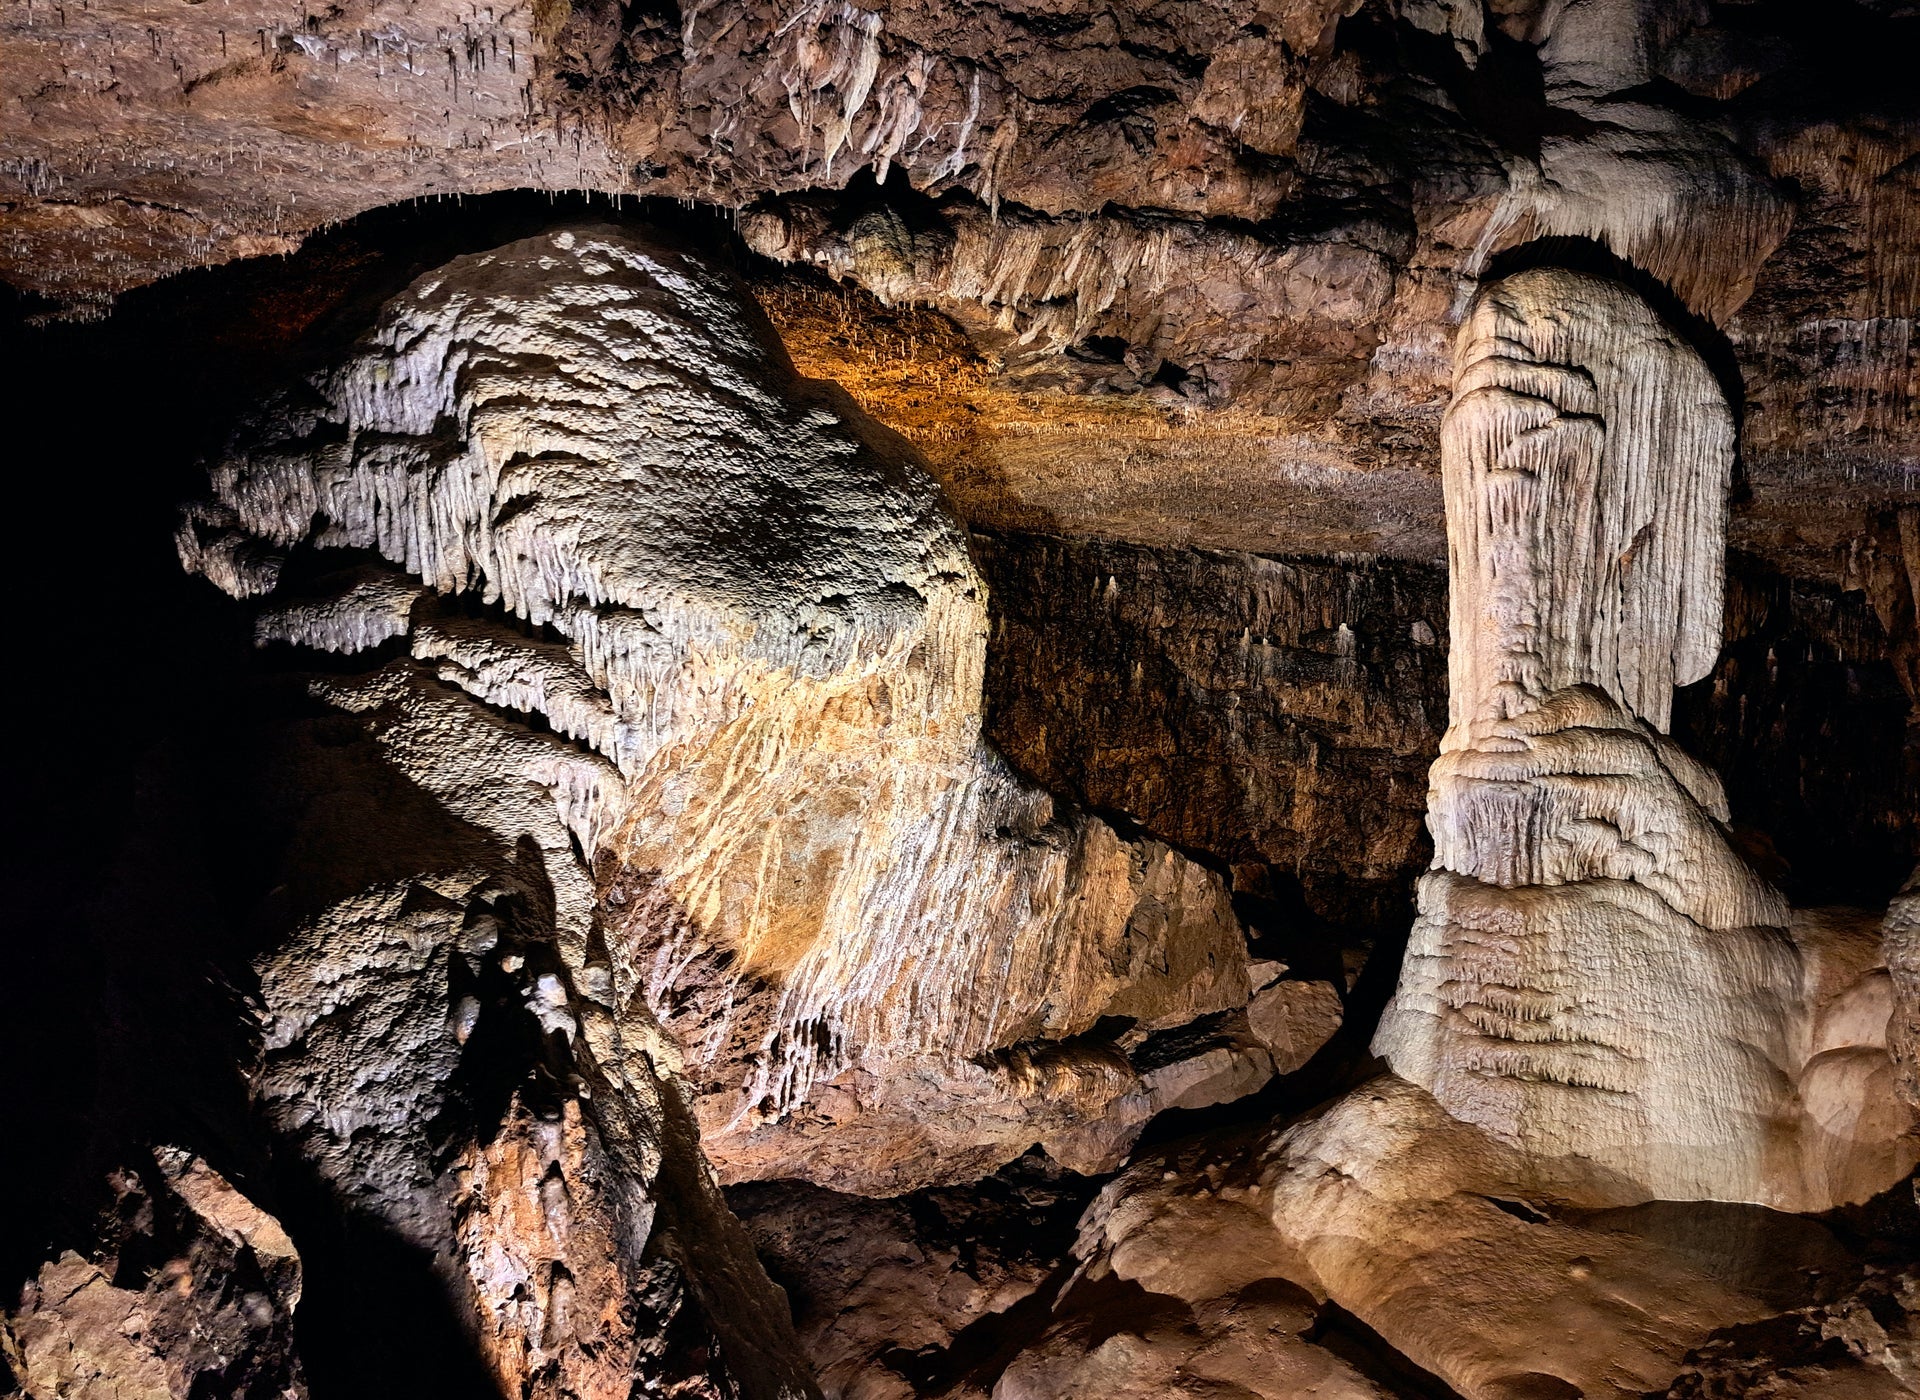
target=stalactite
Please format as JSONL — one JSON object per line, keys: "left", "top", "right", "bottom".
{"left": 180, "top": 224, "right": 1259, "bottom": 1196}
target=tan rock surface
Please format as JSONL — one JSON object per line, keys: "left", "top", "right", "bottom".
{"left": 3, "top": 1151, "right": 306, "bottom": 1400}
{"left": 14, "top": 8, "right": 1920, "bottom": 1395}
{"left": 178, "top": 222, "right": 1264, "bottom": 1204}
{"left": 997, "top": 1076, "right": 1908, "bottom": 1400}
{"left": 237, "top": 657, "right": 818, "bottom": 1399}
{"left": 1887, "top": 871, "right": 1920, "bottom": 1115}
{"left": 1246, "top": 977, "right": 1344, "bottom": 1075}
{"left": 729, "top": 1154, "right": 1091, "bottom": 1400}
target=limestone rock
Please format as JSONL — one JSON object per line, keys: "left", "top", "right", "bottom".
{"left": 975, "top": 532, "right": 1448, "bottom": 933}
{"left": 241, "top": 660, "right": 818, "bottom": 1400}
{"left": 3, "top": 1150, "right": 305, "bottom": 1400}
{"left": 0, "top": 0, "right": 630, "bottom": 309}
{"left": 729, "top": 1153, "right": 1091, "bottom": 1400}
{"left": 1437, "top": 268, "right": 1735, "bottom": 736}
{"left": 1663, "top": 1263, "right": 1920, "bottom": 1399}
{"left": 1252, "top": 1077, "right": 1879, "bottom": 1396}
{"left": 178, "top": 223, "right": 1260, "bottom": 1202}
{"left": 1246, "top": 977, "right": 1344, "bottom": 1075}
{"left": 1374, "top": 267, "right": 1918, "bottom": 1210}
{"left": 993, "top": 1282, "right": 1390, "bottom": 1400}
{"left": 20, "top": 0, "right": 1920, "bottom": 634}
{"left": 741, "top": 195, "right": 1398, "bottom": 417}
{"left": 1132, "top": 1012, "right": 1277, "bottom": 1116}
{"left": 15, "top": 0, "right": 1920, "bottom": 603}
{"left": 1003, "top": 1075, "right": 1903, "bottom": 1400}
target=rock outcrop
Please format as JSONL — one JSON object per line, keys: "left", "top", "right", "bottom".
{"left": 1887, "top": 872, "right": 1920, "bottom": 1115}
{"left": 16, "top": 1, "right": 1920, "bottom": 604}
{"left": 230, "top": 632, "right": 821, "bottom": 1400}
{"left": 976, "top": 532, "right": 1447, "bottom": 934}
{"left": 727, "top": 1152, "right": 1092, "bottom": 1400}
{"left": 926, "top": 260, "right": 1920, "bottom": 1400}
{"left": 1000, "top": 1077, "right": 1913, "bottom": 1400}
{"left": 3, "top": 1150, "right": 306, "bottom": 1400}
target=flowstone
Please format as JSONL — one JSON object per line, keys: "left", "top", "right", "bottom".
{"left": 1374, "top": 267, "right": 1915, "bottom": 1211}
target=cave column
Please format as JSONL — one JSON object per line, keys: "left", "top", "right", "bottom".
{"left": 1372, "top": 266, "right": 1809, "bottom": 1205}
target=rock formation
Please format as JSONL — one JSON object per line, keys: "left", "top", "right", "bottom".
{"left": 1373, "top": 266, "right": 1916, "bottom": 1210}
{"left": 975, "top": 533, "right": 1448, "bottom": 933}
{"left": 217, "top": 631, "right": 822, "bottom": 1399}
{"left": 177, "top": 224, "right": 1269, "bottom": 1204}
{"left": 3, "top": 1151, "right": 306, "bottom": 1400}
{"left": 1007, "top": 1077, "right": 1920, "bottom": 1400}
{"left": 936, "top": 261, "right": 1920, "bottom": 1400}
{"left": 16, "top": 0, "right": 1920, "bottom": 587}
{"left": 13, "top": 4, "right": 1920, "bottom": 1396}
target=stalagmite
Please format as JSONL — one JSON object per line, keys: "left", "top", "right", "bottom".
{"left": 19, "top": 4, "right": 1920, "bottom": 1393}
{"left": 1374, "top": 266, "right": 1915, "bottom": 1209}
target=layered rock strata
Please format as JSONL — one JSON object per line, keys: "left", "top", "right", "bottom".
{"left": 975, "top": 532, "right": 1447, "bottom": 933}
{"left": 19, "top": 2, "right": 1920, "bottom": 614}
{"left": 177, "top": 223, "right": 1265, "bottom": 1219}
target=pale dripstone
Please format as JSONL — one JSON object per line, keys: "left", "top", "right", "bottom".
{"left": 1374, "top": 268, "right": 1918, "bottom": 1210}
{"left": 179, "top": 224, "right": 1259, "bottom": 1202}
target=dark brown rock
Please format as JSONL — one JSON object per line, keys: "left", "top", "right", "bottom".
{"left": 976, "top": 531, "right": 1447, "bottom": 933}
{"left": 3, "top": 1150, "right": 306, "bottom": 1400}
{"left": 728, "top": 1152, "right": 1093, "bottom": 1400}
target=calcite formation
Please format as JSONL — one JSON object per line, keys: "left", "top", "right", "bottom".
{"left": 15, "top": 0, "right": 1920, "bottom": 605}
{"left": 999, "top": 262, "right": 1920, "bottom": 1399}
{"left": 13, "top": 3, "right": 1920, "bottom": 1394}
{"left": 233, "top": 657, "right": 819, "bottom": 1399}
{"left": 1887, "top": 871, "right": 1920, "bottom": 1115}
{"left": 178, "top": 225, "right": 1263, "bottom": 1228}
{"left": 1373, "top": 267, "right": 1916, "bottom": 1210}
{"left": 939, "top": 263, "right": 1920, "bottom": 1400}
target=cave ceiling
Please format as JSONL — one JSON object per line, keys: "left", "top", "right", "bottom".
{"left": 7, "top": 0, "right": 1920, "bottom": 571}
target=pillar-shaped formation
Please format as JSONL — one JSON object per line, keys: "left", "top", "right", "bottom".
{"left": 1375, "top": 267, "right": 1914, "bottom": 1209}
{"left": 1439, "top": 268, "right": 1729, "bottom": 737}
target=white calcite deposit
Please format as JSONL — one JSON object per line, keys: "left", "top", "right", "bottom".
{"left": 179, "top": 224, "right": 1257, "bottom": 1200}
{"left": 1372, "top": 267, "right": 1916, "bottom": 1210}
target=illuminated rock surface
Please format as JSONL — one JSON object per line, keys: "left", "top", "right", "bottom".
{"left": 11, "top": 4, "right": 1920, "bottom": 1397}
{"left": 1374, "top": 267, "right": 1917, "bottom": 1211}
{"left": 178, "top": 223, "right": 1267, "bottom": 1200}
